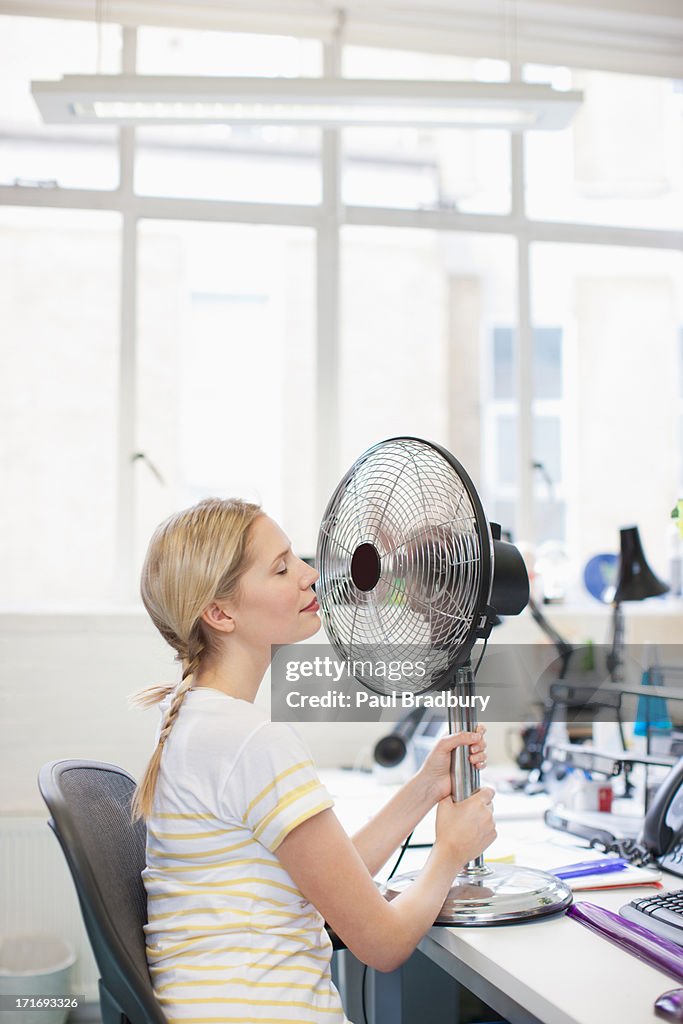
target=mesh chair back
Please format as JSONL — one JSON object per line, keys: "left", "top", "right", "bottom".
{"left": 38, "top": 760, "right": 167, "bottom": 1024}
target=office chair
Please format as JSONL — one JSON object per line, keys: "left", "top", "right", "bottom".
{"left": 37, "top": 759, "right": 167, "bottom": 1024}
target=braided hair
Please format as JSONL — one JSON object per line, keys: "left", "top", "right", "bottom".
{"left": 128, "top": 497, "right": 262, "bottom": 824}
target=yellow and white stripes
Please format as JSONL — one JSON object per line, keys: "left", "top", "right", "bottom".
{"left": 142, "top": 693, "right": 346, "bottom": 1023}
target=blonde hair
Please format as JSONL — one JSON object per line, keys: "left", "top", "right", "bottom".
{"left": 128, "top": 497, "right": 262, "bottom": 824}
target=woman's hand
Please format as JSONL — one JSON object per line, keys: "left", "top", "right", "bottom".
{"left": 434, "top": 786, "right": 496, "bottom": 864}
{"left": 417, "top": 724, "right": 487, "bottom": 806}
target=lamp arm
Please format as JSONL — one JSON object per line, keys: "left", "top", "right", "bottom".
{"left": 606, "top": 601, "right": 624, "bottom": 682}
{"left": 528, "top": 596, "right": 575, "bottom": 679}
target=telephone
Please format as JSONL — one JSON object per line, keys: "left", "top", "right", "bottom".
{"left": 641, "top": 756, "right": 683, "bottom": 877}
{"left": 544, "top": 756, "right": 683, "bottom": 877}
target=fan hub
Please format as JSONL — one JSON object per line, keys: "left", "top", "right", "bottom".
{"left": 351, "top": 543, "right": 381, "bottom": 592}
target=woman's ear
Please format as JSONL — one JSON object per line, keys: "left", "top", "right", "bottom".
{"left": 201, "top": 602, "right": 235, "bottom": 634}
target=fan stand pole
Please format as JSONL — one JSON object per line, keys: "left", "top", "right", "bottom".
{"left": 381, "top": 657, "right": 573, "bottom": 925}
{"left": 448, "top": 661, "right": 489, "bottom": 878}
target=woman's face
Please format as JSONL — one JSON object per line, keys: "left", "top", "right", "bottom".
{"left": 229, "top": 514, "right": 321, "bottom": 647}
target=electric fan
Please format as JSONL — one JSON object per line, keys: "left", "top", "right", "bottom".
{"left": 315, "top": 436, "right": 572, "bottom": 924}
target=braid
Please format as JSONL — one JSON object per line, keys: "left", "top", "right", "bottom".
{"left": 130, "top": 626, "right": 207, "bottom": 824}
{"left": 158, "top": 626, "right": 206, "bottom": 748}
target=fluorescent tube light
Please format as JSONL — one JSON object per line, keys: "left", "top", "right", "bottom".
{"left": 31, "top": 76, "right": 582, "bottom": 131}
{"left": 78, "top": 100, "right": 537, "bottom": 127}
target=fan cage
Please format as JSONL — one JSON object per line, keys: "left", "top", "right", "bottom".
{"left": 316, "top": 437, "right": 494, "bottom": 695}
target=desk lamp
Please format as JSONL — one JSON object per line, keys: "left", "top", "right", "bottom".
{"left": 316, "top": 436, "right": 572, "bottom": 925}
{"left": 607, "top": 526, "right": 669, "bottom": 683}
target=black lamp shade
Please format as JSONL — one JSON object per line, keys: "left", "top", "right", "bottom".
{"left": 614, "top": 526, "right": 669, "bottom": 603}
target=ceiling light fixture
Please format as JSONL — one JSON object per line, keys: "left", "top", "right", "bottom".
{"left": 30, "top": 75, "right": 582, "bottom": 131}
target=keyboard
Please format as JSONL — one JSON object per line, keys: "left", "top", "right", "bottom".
{"left": 620, "top": 890, "right": 683, "bottom": 946}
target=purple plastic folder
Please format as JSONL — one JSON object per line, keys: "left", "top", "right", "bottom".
{"left": 568, "top": 903, "right": 683, "bottom": 983}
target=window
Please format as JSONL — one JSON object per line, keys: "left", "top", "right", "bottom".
{"left": 341, "top": 47, "right": 511, "bottom": 213}
{"left": 340, "top": 226, "right": 449, "bottom": 463}
{"left": 340, "top": 228, "right": 516, "bottom": 509}
{"left": 135, "top": 27, "right": 322, "bottom": 205}
{"left": 136, "top": 220, "right": 316, "bottom": 569}
{"left": 487, "top": 325, "right": 566, "bottom": 543}
{"left": 530, "top": 242, "right": 683, "bottom": 571}
{"left": 0, "top": 207, "right": 120, "bottom": 605}
{"left": 1, "top": 11, "right": 681, "bottom": 608}
{"left": 0, "top": 16, "right": 120, "bottom": 190}
{"left": 135, "top": 128, "right": 322, "bottom": 205}
{"left": 525, "top": 65, "right": 683, "bottom": 230}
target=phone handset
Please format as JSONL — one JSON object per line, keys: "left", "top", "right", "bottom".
{"left": 641, "top": 756, "right": 683, "bottom": 858}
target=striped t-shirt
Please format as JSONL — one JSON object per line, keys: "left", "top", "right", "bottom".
{"left": 142, "top": 687, "right": 348, "bottom": 1023}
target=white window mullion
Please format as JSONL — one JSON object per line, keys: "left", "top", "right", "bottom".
{"left": 511, "top": 116, "right": 534, "bottom": 545}
{"left": 1, "top": 184, "right": 681, "bottom": 251}
{"left": 114, "top": 25, "right": 138, "bottom": 603}
{"left": 315, "top": 31, "right": 342, "bottom": 516}
{"left": 508, "top": 57, "right": 534, "bottom": 544}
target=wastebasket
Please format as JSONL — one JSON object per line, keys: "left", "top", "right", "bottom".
{"left": 0, "top": 934, "right": 76, "bottom": 1024}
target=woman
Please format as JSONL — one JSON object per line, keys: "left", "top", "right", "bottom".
{"left": 130, "top": 497, "right": 495, "bottom": 1024}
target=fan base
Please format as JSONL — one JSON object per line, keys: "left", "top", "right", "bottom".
{"left": 381, "top": 863, "right": 572, "bottom": 925}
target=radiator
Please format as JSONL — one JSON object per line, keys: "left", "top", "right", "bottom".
{"left": 0, "top": 817, "right": 99, "bottom": 1003}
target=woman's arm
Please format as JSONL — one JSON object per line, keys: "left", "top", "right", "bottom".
{"left": 350, "top": 772, "right": 431, "bottom": 878}
{"left": 351, "top": 727, "right": 488, "bottom": 877}
{"left": 276, "top": 787, "right": 496, "bottom": 973}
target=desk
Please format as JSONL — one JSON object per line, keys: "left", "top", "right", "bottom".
{"left": 321, "top": 769, "right": 683, "bottom": 1024}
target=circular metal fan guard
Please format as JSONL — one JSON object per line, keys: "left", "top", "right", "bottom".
{"left": 315, "top": 436, "right": 493, "bottom": 694}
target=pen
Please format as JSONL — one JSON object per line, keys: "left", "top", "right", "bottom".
{"left": 552, "top": 858, "right": 630, "bottom": 880}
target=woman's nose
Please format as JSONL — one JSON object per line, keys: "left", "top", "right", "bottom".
{"left": 303, "top": 562, "right": 319, "bottom": 588}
